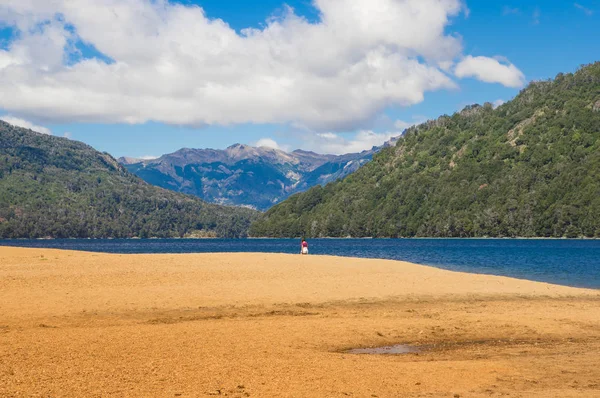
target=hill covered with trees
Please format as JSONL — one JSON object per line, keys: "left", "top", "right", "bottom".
{"left": 0, "top": 122, "right": 258, "bottom": 238}
{"left": 250, "top": 63, "right": 600, "bottom": 238}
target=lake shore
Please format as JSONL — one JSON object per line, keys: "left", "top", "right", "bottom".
{"left": 1, "top": 247, "right": 599, "bottom": 397}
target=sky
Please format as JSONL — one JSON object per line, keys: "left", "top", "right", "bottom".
{"left": 0, "top": 0, "right": 599, "bottom": 158}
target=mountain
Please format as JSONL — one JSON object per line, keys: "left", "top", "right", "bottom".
{"left": 118, "top": 156, "right": 146, "bottom": 165}
{"left": 120, "top": 143, "right": 383, "bottom": 210}
{"left": 249, "top": 62, "right": 600, "bottom": 238}
{"left": 0, "top": 121, "right": 258, "bottom": 238}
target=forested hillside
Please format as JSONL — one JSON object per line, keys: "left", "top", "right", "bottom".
{"left": 0, "top": 122, "right": 258, "bottom": 238}
{"left": 250, "top": 63, "right": 600, "bottom": 238}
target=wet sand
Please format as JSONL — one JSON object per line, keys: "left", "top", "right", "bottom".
{"left": 0, "top": 246, "right": 599, "bottom": 397}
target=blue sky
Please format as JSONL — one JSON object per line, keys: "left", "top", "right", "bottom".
{"left": 0, "top": 0, "right": 599, "bottom": 157}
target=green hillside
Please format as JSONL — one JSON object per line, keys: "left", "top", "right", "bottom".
{"left": 0, "top": 122, "right": 258, "bottom": 238}
{"left": 250, "top": 63, "right": 600, "bottom": 238}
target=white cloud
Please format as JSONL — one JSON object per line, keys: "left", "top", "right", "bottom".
{"left": 574, "top": 3, "right": 594, "bottom": 15}
{"left": 502, "top": 7, "right": 520, "bottom": 16}
{"left": 254, "top": 138, "right": 281, "bottom": 150}
{"left": 0, "top": 115, "right": 52, "bottom": 134}
{"left": 394, "top": 120, "right": 413, "bottom": 130}
{"left": 463, "top": 6, "right": 471, "bottom": 18}
{"left": 455, "top": 56, "right": 525, "bottom": 88}
{"left": 0, "top": 0, "right": 516, "bottom": 132}
{"left": 139, "top": 155, "right": 158, "bottom": 160}
{"left": 317, "top": 132, "right": 338, "bottom": 140}
{"left": 302, "top": 130, "right": 399, "bottom": 154}
{"left": 63, "top": 131, "right": 72, "bottom": 138}
{"left": 394, "top": 116, "right": 428, "bottom": 131}
{"left": 492, "top": 99, "right": 505, "bottom": 109}
{"left": 532, "top": 7, "right": 541, "bottom": 25}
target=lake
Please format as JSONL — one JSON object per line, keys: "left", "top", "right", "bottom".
{"left": 1, "top": 238, "right": 599, "bottom": 289}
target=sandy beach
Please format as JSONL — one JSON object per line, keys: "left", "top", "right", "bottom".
{"left": 0, "top": 247, "right": 599, "bottom": 397}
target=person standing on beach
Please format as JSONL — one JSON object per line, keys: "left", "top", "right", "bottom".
{"left": 301, "top": 239, "right": 309, "bottom": 255}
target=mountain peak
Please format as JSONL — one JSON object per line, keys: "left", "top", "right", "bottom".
{"left": 117, "top": 156, "right": 144, "bottom": 165}
{"left": 120, "top": 142, "right": 382, "bottom": 210}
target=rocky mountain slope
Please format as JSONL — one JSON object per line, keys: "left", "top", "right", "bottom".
{"left": 120, "top": 143, "right": 386, "bottom": 210}
{"left": 0, "top": 121, "right": 258, "bottom": 238}
{"left": 250, "top": 62, "right": 600, "bottom": 238}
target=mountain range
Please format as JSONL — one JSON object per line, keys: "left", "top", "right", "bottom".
{"left": 0, "top": 121, "right": 257, "bottom": 238}
{"left": 250, "top": 62, "right": 600, "bottom": 238}
{"left": 119, "top": 142, "right": 396, "bottom": 210}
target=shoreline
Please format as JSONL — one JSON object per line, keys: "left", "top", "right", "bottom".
{"left": 1, "top": 240, "right": 599, "bottom": 290}
{"left": 0, "top": 245, "right": 599, "bottom": 287}
{"left": 1, "top": 247, "right": 599, "bottom": 397}
{"left": 1, "top": 236, "right": 599, "bottom": 240}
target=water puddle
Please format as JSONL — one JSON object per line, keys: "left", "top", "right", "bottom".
{"left": 345, "top": 344, "right": 420, "bottom": 355}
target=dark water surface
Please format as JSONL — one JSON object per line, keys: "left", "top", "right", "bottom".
{"left": 345, "top": 344, "right": 420, "bottom": 355}
{"left": 1, "top": 238, "right": 599, "bottom": 289}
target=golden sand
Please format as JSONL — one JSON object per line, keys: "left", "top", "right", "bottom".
{"left": 0, "top": 246, "right": 599, "bottom": 397}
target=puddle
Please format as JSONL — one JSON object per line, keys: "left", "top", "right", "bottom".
{"left": 345, "top": 344, "right": 420, "bottom": 355}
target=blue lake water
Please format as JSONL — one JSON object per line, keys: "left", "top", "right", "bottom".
{"left": 1, "top": 238, "right": 599, "bottom": 289}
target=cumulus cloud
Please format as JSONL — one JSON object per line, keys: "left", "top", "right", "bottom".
{"left": 492, "top": 99, "right": 505, "bottom": 108}
{"left": 301, "top": 130, "right": 399, "bottom": 154}
{"left": 0, "top": 115, "right": 52, "bottom": 134}
{"left": 394, "top": 116, "right": 428, "bottom": 132}
{"left": 254, "top": 138, "right": 282, "bottom": 150}
{"left": 317, "top": 132, "right": 338, "bottom": 140}
{"left": 455, "top": 56, "right": 525, "bottom": 88}
{"left": 0, "top": 0, "right": 518, "bottom": 132}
